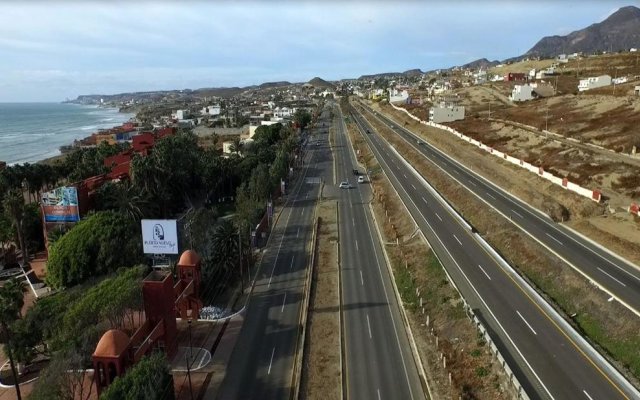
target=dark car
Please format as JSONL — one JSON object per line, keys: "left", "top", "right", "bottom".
{"left": 353, "top": 169, "right": 359, "bottom": 175}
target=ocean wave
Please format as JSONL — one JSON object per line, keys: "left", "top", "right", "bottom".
{"left": 80, "top": 125, "right": 98, "bottom": 131}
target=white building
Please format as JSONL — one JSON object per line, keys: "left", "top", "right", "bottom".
{"left": 473, "top": 69, "right": 487, "bottom": 85}
{"left": 175, "top": 109, "right": 189, "bottom": 120}
{"left": 429, "top": 102, "right": 465, "bottom": 123}
{"left": 388, "top": 88, "right": 409, "bottom": 103}
{"left": 201, "top": 105, "right": 221, "bottom": 116}
{"left": 578, "top": 75, "right": 612, "bottom": 91}
{"left": 510, "top": 84, "right": 535, "bottom": 102}
{"left": 612, "top": 76, "right": 628, "bottom": 85}
{"left": 273, "top": 107, "right": 294, "bottom": 118}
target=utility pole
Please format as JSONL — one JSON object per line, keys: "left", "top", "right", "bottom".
{"left": 545, "top": 108, "right": 549, "bottom": 134}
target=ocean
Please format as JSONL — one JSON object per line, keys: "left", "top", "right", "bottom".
{"left": 0, "top": 103, "right": 134, "bottom": 165}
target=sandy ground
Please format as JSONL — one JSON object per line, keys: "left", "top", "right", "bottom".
{"left": 375, "top": 102, "right": 640, "bottom": 266}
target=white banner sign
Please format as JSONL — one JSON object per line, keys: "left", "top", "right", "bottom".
{"left": 141, "top": 219, "right": 178, "bottom": 254}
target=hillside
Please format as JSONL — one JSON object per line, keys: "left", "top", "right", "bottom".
{"left": 459, "top": 58, "right": 500, "bottom": 70}
{"left": 308, "top": 77, "right": 335, "bottom": 89}
{"left": 525, "top": 6, "right": 640, "bottom": 58}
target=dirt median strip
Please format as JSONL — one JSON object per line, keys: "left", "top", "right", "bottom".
{"left": 344, "top": 106, "right": 515, "bottom": 399}
{"left": 358, "top": 100, "right": 640, "bottom": 388}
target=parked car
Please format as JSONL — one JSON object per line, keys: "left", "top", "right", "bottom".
{"left": 339, "top": 181, "right": 351, "bottom": 189}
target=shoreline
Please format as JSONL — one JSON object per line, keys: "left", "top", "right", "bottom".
{"left": 2, "top": 104, "right": 135, "bottom": 167}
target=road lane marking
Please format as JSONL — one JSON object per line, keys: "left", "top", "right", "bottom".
{"left": 452, "top": 169, "right": 459, "bottom": 175}
{"left": 597, "top": 267, "right": 627, "bottom": 287}
{"left": 517, "top": 311, "right": 538, "bottom": 335}
{"left": 360, "top": 270, "right": 364, "bottom": 286}
{"left": 435, "top": 213, "right": 442, "bottom": 222}
{"left": 289, "top": 256, "right": 295, "bottom": 271}
{"left": 352, "top": 217, "right": 355, "bottom": 227}
{"left": 422, "top": 197, "right": 428, "bottom": 205}
{"left": 367, "top": 314, "right": 372, "bottom": 339}
{"left": 486, "top": 192, "right": 497, "bottom": 200}
{"left": 268, "top": 347, "right": 275, "bottom": 374}
{"left": 478, "top": 265, "right": 491, "bottom": 280}
{"left": 355, "top": 240, "right": 359, "bottom": 252}
{"left": 453, "top": 234, "right": 462, "bottom": 245}
{"left": 583, "top": 390, "right": 594, "bottom": 400}
{"left": 377, "top": 389, "right": 382, "bottom": 400}
{"left": 512, "top": 209, "right": 524, "bottom": 218}
{"left": 468, "top": 180, "right": 477, "bottom": 187}
{"left": 281, "top": 292, "right": 287, "bottom": 312}
{"left": 411, "top": 184, "right": 417, "bottom": 190}
{"left": 545, "top": 233, "right": 564, "bottom": 246}
{"left": 301, "top": 208, "right": 304, "bottom": 217}
{"left": 296, "top": 228, "right": 300, "bottom": 238}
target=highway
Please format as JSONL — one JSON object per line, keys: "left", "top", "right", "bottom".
{"left": 217, "top": 109, "right": 332, "bottom": 399}
{"left": 349, "top": 104, "right": 639, "bottom": 400}
{"left": 360, "top": 102, "right": 640, "bottom": 317}
{"left": 332, "top": 103, "right": 425, "bottom": 400}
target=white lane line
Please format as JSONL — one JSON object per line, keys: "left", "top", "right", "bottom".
{"left": 411, "top": 184, "right": 417, "bottom": 190}
{"left": 268, "top": 347, "right": 276, "bottom": 374}
{"left": 486, "top": 192, "right": 497, "bottom": 200}
{"left": 377, "top": 389, "right": 382, "bottom": 400}
{"left": 468, "top": 180, "right": 477, "bottom": 187}
{"left": 582, "top": 390, "right": 594, "bottom": 400}
{"left": 453, "top": 234, "right": 462, "bottom": 246}
{"left": 597, "top": 267, "right": 627, "bottom": 287}
{"left": 352, "top": 217, "right": 355, "bottom": 227}
{"left": 366, "top": 314, "right": 373, "bottom": 339}
{"left": 421, "top": 197, "right": 428, "bottom": 205}
{"left": 452, "top": 169, "right": 459, "bottom": 175}
{"left": 289, "top": 256, "right": 295, "bottom": 271}
{"left": 516, "top": 311, "right": 538, "bottom": 335}
{"left": 296, "top": 228, "right": 300, "bottom": 238}
{"left": 478, "top": 265, "right": 491, "bottom": 280}
{"left": 281, "top": 292, "right": 287, "bottom": 312}
{"left": 435, "top": 213, "right": 443, "bottom": 222}
{"left": 403, "top": 173, "right": 408, "bottom": 178}
{"left": 301, "top": 208, "right": 304, "bottom": 217}
{"left": 545, "top": 233, "right": 564, "bottom": 246}
{"left": 512, "top": 209, "right": 524, "bottom": 218}
{"left": 355, "top": 240, "right": 359, "bottom": 252}
{"left": 360, "top": 270, "right": 364, "bottom": 286}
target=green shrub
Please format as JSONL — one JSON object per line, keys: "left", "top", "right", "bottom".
{"left": 100, "top": 352, "right": 175, "bottom": 400}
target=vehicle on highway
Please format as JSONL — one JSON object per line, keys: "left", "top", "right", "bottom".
{"left": 352, "top": 169, "right": 359, "bottom": 175}
{"left": 339, "top": 181, "right": 351, "bottom": 189}
{"left": 366, "top": 129, "right": 371, "bottom": 134}
{"left": 357, "top": 176, "right": 365, "bottom": 183}
{"left": 316, "top": 141, "right": 320, "bottom": 146}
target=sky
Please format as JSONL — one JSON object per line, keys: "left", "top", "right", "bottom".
{"left": 0, "top": 1, "right": 634, "bottom": 102}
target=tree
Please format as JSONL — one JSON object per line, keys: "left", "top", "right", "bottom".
{"left": 0, "top": 278, "right": 25, "bottom": 400}
{"left": 211, "top": 219, "right": 240, "bottom": 275}
{"left": 46, "top": 211, "right": 142, "bottom": 288}
{"left": 294, "top": 109, "right": 311, "bottom": 131}
{"left": 100, "top": 352, "right": 175, "bottom": 400}
{"left": 3, "top": 189, "right": 29, "bottom": 265}
{"left": 95, "top": 181, "right": 153, "bottom": 221}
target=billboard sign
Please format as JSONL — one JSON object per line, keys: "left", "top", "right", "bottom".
{"left": 141, "top": 219, "right": 178, "bottom": 254}
{"left": 41, "top": 187, "right": 80, "bottom": 223}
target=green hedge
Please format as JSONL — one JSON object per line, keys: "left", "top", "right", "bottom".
{"left": 100, "top": 352, "right": 175, "bottom": 400}
{"left": 46, "top": 211, "right": 142, "bottom": 288}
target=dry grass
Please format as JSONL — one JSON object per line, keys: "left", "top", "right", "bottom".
{"left": 300, "top": 200, "right": 341, "bottom": 400}
{"left": 358, "top": 102, "right": 640, "bottom": 386}
{"left": 343, "top": 114, "right": 514, "bottom": 399}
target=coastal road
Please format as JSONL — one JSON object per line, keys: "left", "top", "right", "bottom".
{"left": 217, "top": 109, "right": 333, "bottom": 399}
{"left": 360, "top": 102, "right": 640, "bottom": 317}
{"left": 333, "top": 103, "right": 425, "bottom": 400}
{"left": 349, "top": 104, "right": 639, "bottom": 400}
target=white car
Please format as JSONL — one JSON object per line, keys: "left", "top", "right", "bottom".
{"left": 357, "top": 176, "right": 365, "bottom": 184}
{"left": 339, "top": 181, "right": 351, "bottom": 189}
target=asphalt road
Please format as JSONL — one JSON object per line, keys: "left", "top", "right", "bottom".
{"left": 349, "top": 105, "right": 639, "bottom": 400}
{"left": 217, "top": 109, "right": 333, "bottom": 399}
{"left": 361, "top": 103, "right": 640, "bottom": 317}
{"left": 333, "top": 103, "right": 425, "bottom": 400}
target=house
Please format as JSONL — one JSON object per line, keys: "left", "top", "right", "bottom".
{"left": 388, "top": 88, "right": 409, "bottom": 103}
{"left": 201, "top": 105, "right": 221, "bottom": 116}
{"left": 578, "top": 75, "right": 612, "bottom": 91}
{"left": 631, "top": 48, "right": 638, "bottom": 52}
{"left": 429, "top": 102, "right": 465, "bottom": 123}
{"left": 510, "top": 84, "right": 535, "bottom": 102}
{"left": 635, "top": 86, "right": 640, "bottom": 96}
{"left": 175, "top": 110, "right": 189, "bottom": 120}
{"left": 473, "top": 69, "right": 487, "bottom": 85}
{"left": 504, "top": 73, "right": 526, "bottom": 82}
{"left": 529, "top": 69, "right": 537, "bottom": 79}
{"left": 612, "top": 76, "right": 628, "bottom": 85}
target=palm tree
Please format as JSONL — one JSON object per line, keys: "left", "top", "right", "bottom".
{"left": 0, "top": 278, "right": 25, "bottom": 400}
{"left": 211, "top": 220, "right": 240, "bottom": 278}
{"left": 98, "top": 181, "right": 150, "bottom": 221}
{"left": 3, "top": 190, "right": 28, "bottom": 266}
